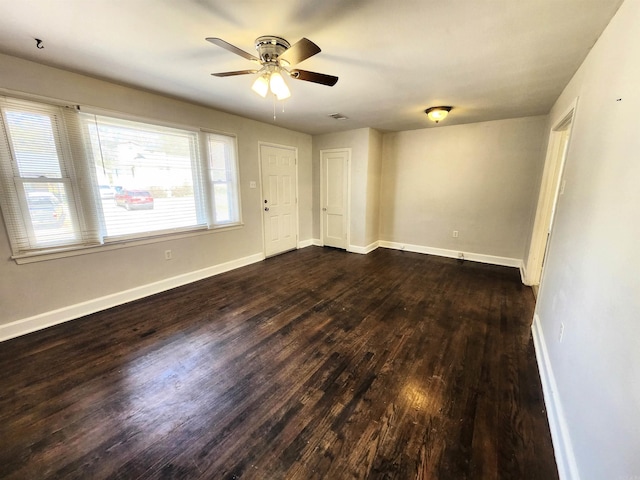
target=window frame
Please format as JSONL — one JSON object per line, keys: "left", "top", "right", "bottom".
{"left": 79, "top": 111, "right": 209, "bottom": 242}
{"left": 203, "top": 130, "right": 243, "bottom": 227}
{"left": 0, "top": 96, "right": 244, "bottom": 262}
{"left": 0, "top": 98, "right": 86, "bottom": 252}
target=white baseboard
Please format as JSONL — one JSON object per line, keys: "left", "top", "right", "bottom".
{"left": 531, "top": 314, "right": 580, "bottom": 480}
{"left": 297, "top": 238, "right": 315, "bottom": 248}
{"left": 519, "top": 262, "right": 528, "bottom": 284}
{"left": 348, "top": 241, "right": 379, "bottom": 255}
{"left": 0, "top": 252, "right": 265, "bottom": 343}
{"left": 378, "top": 241, "right": 522, "bottom": 269}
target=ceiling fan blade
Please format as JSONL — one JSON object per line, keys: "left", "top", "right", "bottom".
{"left": 211, "top": 70, "right": 258, "bottom": 77}
{"left": 279, "top": 38, "right": 321, "bottom": 66}
{"left": 290, "top": 69, "right": 339, "bottom": 87}
{"left": 206, "top": 37, "right": 259, "bottom": 62}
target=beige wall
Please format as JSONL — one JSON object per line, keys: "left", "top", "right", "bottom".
{"left": 313, "top": 119, "right": 546, "bottom": 260}
{"left": 533, "top": 0, "right": 640, "bottom": 477}
{"left": 380, "top": 116, "right": 548, "bottom": 260}
{"left": 0, "top": 53, "right": 312, "bottom": 327}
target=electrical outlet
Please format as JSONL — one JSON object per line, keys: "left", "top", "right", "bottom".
{"left": 559, "top": 322, "right": 565, "bottom": 342}
{"left": 452, "top": 230, "right": 459, "bottom": 238}
{"left": 164, "top": 250, "right": 172, "bottom": 260}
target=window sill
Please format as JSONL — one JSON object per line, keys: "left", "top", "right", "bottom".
{"left": 11, "top": 223, "right": 244, "bottom": 264}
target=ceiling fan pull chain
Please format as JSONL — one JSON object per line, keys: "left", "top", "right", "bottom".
{"left": 273, "top": 95, "right": 277, "bottom": 120}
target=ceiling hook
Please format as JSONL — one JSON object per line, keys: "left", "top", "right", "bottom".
{"left": 35, "top": 38, "right": 44, "bottom": 49}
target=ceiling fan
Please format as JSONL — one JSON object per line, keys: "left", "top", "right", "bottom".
{"left": 206, "top": 35, "right": 338, "bottom": 100}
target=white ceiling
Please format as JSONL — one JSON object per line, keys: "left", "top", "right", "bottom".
{"left": 0, "top": 0, "right": 623, "bottom": 135}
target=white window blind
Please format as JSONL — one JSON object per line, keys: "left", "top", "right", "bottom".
{"left": 0, "top": 96, "right": 243, "bottom": 258}
{"left": 80, "top": 114, "right": 207, "bottom": 240}
{"left": 206, "top": 132, "right": 241, "bottom": 225}
{"left": 0, "top": 98, "right": 85, "bottom": 252}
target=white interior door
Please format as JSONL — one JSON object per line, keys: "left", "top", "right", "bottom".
{"left": 321, "top": 149, "right": 349, "bottom": 249}
{"left": 260, "top": 144, "right": 297, "bottom": 257}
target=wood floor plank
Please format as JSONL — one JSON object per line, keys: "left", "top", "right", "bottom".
{"left": 0, "top": 247, "right": 558, "bottom": 479}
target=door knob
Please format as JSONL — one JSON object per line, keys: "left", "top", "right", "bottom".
{"left": 264, "top": 207, "right": 270, "bottom": 211}
{"left": 322, "top": 207, "right": 327, "bottom": 211}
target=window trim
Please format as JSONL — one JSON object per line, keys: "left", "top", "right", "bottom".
{"left": 0, "top": 94, "right": 244, "bottom": 263}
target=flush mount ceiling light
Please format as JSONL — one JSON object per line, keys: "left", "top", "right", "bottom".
{"left": 425, "top": 106, "right": 452, "bottom": 123}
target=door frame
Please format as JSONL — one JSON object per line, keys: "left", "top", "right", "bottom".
{"left": 524, "top": 98, "right": 577, "bottom": 287}
{"left": 258, "top": 141, "right": 299, "bottom": 257}
{"left": 319, "top": 148, "right": 351, "bottom": 249}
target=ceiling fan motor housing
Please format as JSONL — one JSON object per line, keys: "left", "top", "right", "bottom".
{"left": 255, "top": 36, "right": 291, "bottom": 64}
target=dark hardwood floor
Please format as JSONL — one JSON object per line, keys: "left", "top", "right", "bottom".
{"left": 0, "top": 247, "right": 558, "bottom": 479}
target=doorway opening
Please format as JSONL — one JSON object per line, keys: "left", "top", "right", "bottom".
{"left": 525, "top": 100, "right": 576, "bottom": 293}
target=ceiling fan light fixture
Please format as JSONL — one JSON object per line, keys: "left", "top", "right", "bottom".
{"left": 425, "top": 106, "right": 452, "bottom": 123}
{"left": 251, "top": 74, "right": 269, "bottom": 98}
{"left": 208, "top": 35, "right": 338, "bottom": 106}
{"left": 269, "top": 71, "right": 291, "bottom": 100}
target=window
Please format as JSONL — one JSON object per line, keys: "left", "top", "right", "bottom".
{"left": 81, "top": 114, "right": 206, "bottom": 239}
{"left": 0, "top": 99, "right": 82, "bottom": 251}
{"left": 0, "top": 96, "right": 242, "bottom": 258}
{"left": 206, "top": 132, "right": 240, "bottom": 225}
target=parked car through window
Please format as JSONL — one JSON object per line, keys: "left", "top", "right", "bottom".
{"left": 26, "top": 191, "right": 65, "bottom": 227}
{"left": 114, "top": 189, "right": 154, "bottom": 210}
